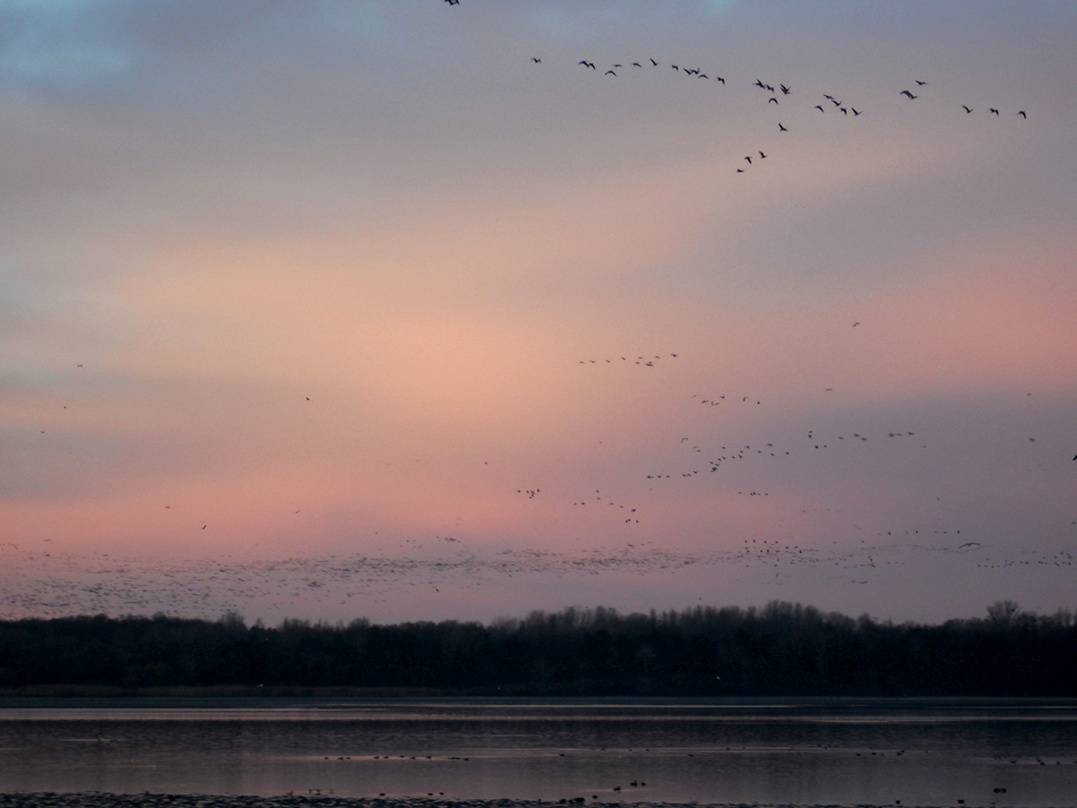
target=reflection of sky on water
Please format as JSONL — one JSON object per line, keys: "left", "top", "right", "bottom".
{"left": 1, "top": 702, "right": 1076, "bottom": 804}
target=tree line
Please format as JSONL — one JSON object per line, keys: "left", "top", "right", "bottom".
{"left": 0, "top": 601, "right": 1073, "bottom": 695}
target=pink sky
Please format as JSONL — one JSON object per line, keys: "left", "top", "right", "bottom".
{"left": 2, "top": 1, "right": 1075, "bottom": 623}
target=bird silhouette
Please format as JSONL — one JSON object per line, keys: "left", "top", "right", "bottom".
{"left": 851, "top": 107, "right": 862, "bottom": 116}
{"left": 815, "top": 105, "right": 825, "bottom": 112}
{"left": 915, "top": 79, "right": 927, "bottom": 86}
{"left": 531, "top": 57, "right": 542, "bottom": 64}
{"left": 1017, "top": 110, "right": 1027, "bottom": 119}
{"left": 778, "top": 122, "right": 788, "bottom": 132}
{"left": 605, "top": 70, "right": 617, "bottom": 77}
{"left": 578, "top": 60, "right": 595, "bottom": 70}
{"left": 900, "top": 90, "right": 918, "bottom": 99}
{"left": 962, "top": 105, "right": 973, "bottom": 114}
{"left": 649, "top": 58, "right": 658, "bottom": 66}
{"left": 990, "top": 108, "right": 1000, "bottom": 115}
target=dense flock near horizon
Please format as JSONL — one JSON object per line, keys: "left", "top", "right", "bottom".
{"left": 2, "top": 3, "right": 1073, "bottom": 623}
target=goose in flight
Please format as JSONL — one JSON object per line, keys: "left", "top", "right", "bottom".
{"left": 716, "top": 75, "right": 725, "bottom": 84}
{"left": 605, "top": 70, "right": 617, "bottom": 76}
{"left": 758, "top": 151, "right": 767, "bottom": 159}
{"left": 779, "top": 83, "right": 791, "bottom": 95}
{"left": 990, "top": 107, "right": 1000, "bottom": 115}
{"left": 851, "top": 107, "right": 862, "bottom": 116}
{"left": 778, "top": 122, "right": 788, "bottom": 132}
{"left": 578, "top": 60, "right": 595, "bottom": 70}
{"left": 531, "top": 57, "right": 542, "bottom": 64}
{"left": 915, "top": 79, "right": 927, "bottom": 86}
{"left": 769, "top": 97, "right": 779, "bottom": 104}
{"left": 900, "top": 90, "right": 918, "bottom": 99}
{"left": 815, "top": 105, "right": 824, "bottom": 112}
{"left": 1017, "top": 110, "right": 1027, "bottom": 119}
{"left": 962, "top": 105, "right": 973, "bottom": 114}
{"left": 744, "top": 155, "right": 752, "bottom": 164}
{"left": 650, "top": 58, "right": 658, "bottom": 66}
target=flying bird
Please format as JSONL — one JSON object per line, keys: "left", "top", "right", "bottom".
{"left": 758, "top": 151, "right": 767, "bottom": 159}
{"left": 915, "top": 79, "right": 927, "bottom": 86}
{"left": 779, "top": 83, "right": 791, "bottom": 95}
{"left": 769, "top": 97, "right": 779, "bottom": 104}
{"left": 851, "top": 107, "right": 862, "bottom": 116}
{"left": 649, "top": 58, "right": 658, "bottom": 66}
{"left": 716, "top": 76, "right": 725, "bottom": 84}
{"left": 990, "top": 108, "right": 1000, "bottom": 115}
{"left": 778, "top": 122, "right": 788, "bottom": 132}
{"left": 531, "top": 57, "right": 541, "bottom": 64}
{"left": 605, "top": 70, "right": 617, "bottom": 76}
{"left": 744, "top": 156, "right": 752, "bottom": 164}
{"left": 578, "top": 60, "right": 595, "bottom": 70}
{"left": 900, "top": 90, "right": 918, "bottom": 99}
{"left": 962, "top": 105, "right": 973, "bottom": 113}
{"left": 815, "top": 105, "right": 825, "bottom": 112}
{"left": 1017, "top": 110, "right": 1027, "bottom": 119}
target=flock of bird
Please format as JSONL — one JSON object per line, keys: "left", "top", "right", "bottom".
{"left": 3, "top": 11, "right": 1072, "bottom": 623}
{"left": 529, "top": 54, "right": 1033, "bottom": 175}
{"left": 2, "top": 507, "right": 1072, "bottom": 618}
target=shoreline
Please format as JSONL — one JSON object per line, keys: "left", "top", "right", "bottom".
{"left": 0, "top": 795, "right": 1061, "bottom": 808}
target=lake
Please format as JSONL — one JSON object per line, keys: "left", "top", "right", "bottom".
{"left": 1, "top": 699, "right": 1076, "bottom": 805}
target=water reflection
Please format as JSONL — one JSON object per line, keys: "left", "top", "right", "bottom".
{"left": 1, "top": 700, "right": 1075, "bottom": 804}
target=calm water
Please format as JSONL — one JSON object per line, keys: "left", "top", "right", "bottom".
{"left": 1, "top": 699, "right": 1076, "bottom": 805}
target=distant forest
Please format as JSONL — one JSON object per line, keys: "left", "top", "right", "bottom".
{"left": 1, "top": 601, "right": 1074, "bottom": 696}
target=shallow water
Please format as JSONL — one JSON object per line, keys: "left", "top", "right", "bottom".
{"left": 1, "top": 699, "right": 1075, "bottom": 805}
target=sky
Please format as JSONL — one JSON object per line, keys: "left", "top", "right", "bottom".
{"left": 1, "top": 0, "right": 1075, "bottom": 624}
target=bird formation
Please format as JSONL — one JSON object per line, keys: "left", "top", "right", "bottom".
{"left": 578, "top": 353, "right": 679, "bottom": 367}
{"left": 544, "top": 55, "right": 1030, "bottom": 175}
